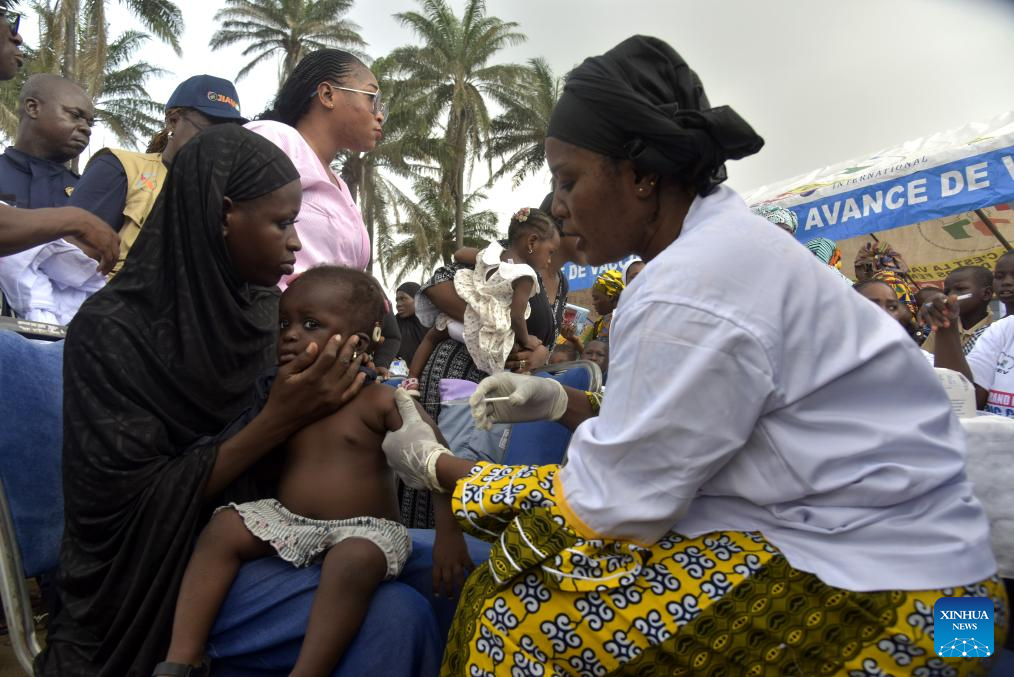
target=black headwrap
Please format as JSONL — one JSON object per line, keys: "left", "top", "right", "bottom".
{"left": 36, "top": 125, "right": 300, "bottom": 677}
{"left": 397, "top": 281, "right": 421, "bottom": 298}
{"left": 547, "top": 35, "right": 764, "bottom": 195}
{"left": 394, "top": 282, "right": 425, "bottom": 364}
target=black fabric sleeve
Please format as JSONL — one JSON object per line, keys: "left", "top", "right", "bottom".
{"left": 43, "top": 315, "right": 222, "bottom": 676}
{"left": 68, "top": 154, "right": 128, "bottom": 231}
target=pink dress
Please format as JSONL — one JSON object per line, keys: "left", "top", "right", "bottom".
{"left": 245, "top": 120, "right": 371, "bottom": 287}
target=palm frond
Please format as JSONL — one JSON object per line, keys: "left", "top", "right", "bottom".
{"left": 209, "top": 0, "right": 366, "bottom": 83}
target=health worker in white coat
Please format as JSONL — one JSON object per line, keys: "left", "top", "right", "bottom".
{"left": 381, "top": 35, "right": 1006, "bottom": 677}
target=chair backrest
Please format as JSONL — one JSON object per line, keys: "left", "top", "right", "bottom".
{"left": 0, "top": 330, "right": 64, "bottom": 577}
{"left": 502, "top": 360, "right": 601, "bottom": 466}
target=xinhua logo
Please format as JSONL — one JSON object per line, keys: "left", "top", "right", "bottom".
{"left": 934, "top": 596, "right": 994, "bottom": 658}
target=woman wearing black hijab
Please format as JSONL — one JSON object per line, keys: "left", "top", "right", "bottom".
{"left": 35, "top": 125, "right": 440, "bottom": 677}
{"left": 380, "top": 36, "right": 1004, "bottom": 675}
{"left": 394, "top": 281, "right": 426, "bottom": 366}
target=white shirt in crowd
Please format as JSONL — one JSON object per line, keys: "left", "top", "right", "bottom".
{"left": 0, "top": 239, "right": 105, "bottom": 325}
{"left": 558, "top": 184, "right": 995, "bottom": 592}
{"left": 966, "top": 316, "right": 1014, "bottom": 418}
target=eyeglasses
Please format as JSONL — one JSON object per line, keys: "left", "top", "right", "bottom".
{"left": 314, "top": 82, "right": 388, "bottom": 124}
{"left": 1, "top": 11, "right": 21, "bottom": 36}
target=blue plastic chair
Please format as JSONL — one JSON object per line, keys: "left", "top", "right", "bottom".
{"left": 0, "top": 330, "right": 64, "bottom": 673}
{"left": 501, "top": 360, "right": 601, "bottom": 466}
{"left": 0, "top": 328, "right": 473, "bottom": 676}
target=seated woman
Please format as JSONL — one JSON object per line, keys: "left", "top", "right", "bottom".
{"left": 157, "top": 267, "right": 470, "bottom": 677}
{"left": 33, "top": 126, "right": 444, "bottom": 677}
{"left": 383, "top": 35, "right": 1004, "bottom": 676}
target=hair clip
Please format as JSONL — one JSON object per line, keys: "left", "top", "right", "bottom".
{"left": 513, "top": 207, "right": 530, "bottom": 223}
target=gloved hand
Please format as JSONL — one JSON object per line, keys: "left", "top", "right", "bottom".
{"left": 382, "top": 389, "right": 450, "bottom": 492}
{"left": 469, "top": 372, "right": 568, "bottom": 431}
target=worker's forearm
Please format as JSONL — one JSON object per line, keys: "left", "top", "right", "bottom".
{"left": 0, "top": 206, "right": 67, "bottom": 255}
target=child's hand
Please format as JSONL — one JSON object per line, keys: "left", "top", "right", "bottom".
{"left": 560, "top": 322, "right": 577, "bottom": 340}
{"left": 398, "top": 378, "right": 420, "bottom": 396}
{"left": 918, "top": 293, "right": 961, "bottom": 332}
{"left": 432, "top": 527, "right": 474, "bottom": 597}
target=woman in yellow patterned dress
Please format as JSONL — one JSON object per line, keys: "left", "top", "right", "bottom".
{"left": 381, "top": 35, "right": 1007, "bottom": 677}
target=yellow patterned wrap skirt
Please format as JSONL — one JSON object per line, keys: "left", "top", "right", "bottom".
{"left": 444, "top": 462, "right": 1008, "bottom": 676}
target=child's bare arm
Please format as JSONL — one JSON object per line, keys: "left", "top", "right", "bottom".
{"left": 510, "top": 278, "right": 540, "bottom": 350}
{"left": 408, "top": 326, "right": 447, "bottom": 380}
{"left": 453, "top": 247, "right": 478, "bottom": 265}
{"left": 383, "top": 387, "right": 447, "bottom": 447}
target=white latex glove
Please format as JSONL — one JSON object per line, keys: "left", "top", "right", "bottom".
{"left": 382, "top": 389, "right": 450, "bottom": 492}
{"left": 469, "top": 372, "right": 568, "bottom": 431}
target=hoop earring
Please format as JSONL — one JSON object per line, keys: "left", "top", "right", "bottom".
{"left": 528, "top": 246, "right": 534, "bottom": 254}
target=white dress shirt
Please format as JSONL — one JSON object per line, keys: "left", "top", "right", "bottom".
{"left": 0, "top": 239, "right": 105, "bottom": 325}
{"left": 558, "top": 185, "right": 996, "bottom": 592}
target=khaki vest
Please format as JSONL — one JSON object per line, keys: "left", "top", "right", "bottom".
{"left": 101, "top": 149, "right": 167, "bottom": 277}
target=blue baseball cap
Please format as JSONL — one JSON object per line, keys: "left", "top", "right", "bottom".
{"left": 165, "top": 74, "right": 246, "bottom": 122}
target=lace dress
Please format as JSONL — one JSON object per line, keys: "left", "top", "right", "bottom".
{"left": 453, "top": 242, "right": 539, "bottom": 376}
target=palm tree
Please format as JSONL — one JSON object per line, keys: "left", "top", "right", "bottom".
{"left": 376, "top": 174, "right": 499, "bottom": 285}
{"left": 337, "top": 55, "right": 444, "bottom": 275}
{"left": 209, "top": 0, "right": 366, "bottom": 84}
{"left": 58, "top": 0, "right": 182, "bottom": 87}
{"left": 90, "top": 30, "right": 168, "bottom": 148}
{"left": 389, "top": 0, "right": 527, "bottom": 249}
{"left": 0, "top": 3, "right": 167, "bottom": 157}
{"left": 487, "top": 57, "right": 560, "bottom": 187}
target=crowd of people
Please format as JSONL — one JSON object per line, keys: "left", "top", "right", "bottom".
{"left": 0, "top": 7, "right": 1011, "bottom": 676}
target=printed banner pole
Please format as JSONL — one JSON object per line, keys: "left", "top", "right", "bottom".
{"left": 974, "top": 208, "right": 1013, "bottom": 251}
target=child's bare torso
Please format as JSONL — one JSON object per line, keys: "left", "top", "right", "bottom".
{"left": 276, "top": 383, "right": 401, "bottom": 523}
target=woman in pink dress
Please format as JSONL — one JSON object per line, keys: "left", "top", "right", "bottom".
{"left": 247, "top": 49, "right": 384, "bottom": 284}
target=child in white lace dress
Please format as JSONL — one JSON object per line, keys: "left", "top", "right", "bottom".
{"left": 410, "top": 207, "right": 559, "bottom": 378}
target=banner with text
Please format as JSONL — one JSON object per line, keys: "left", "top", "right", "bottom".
{"left": 744, "top": 111, "right": 1014, "bottom": 244}
{"left": 563, "top": 255, "right": 640, "bottom": 292}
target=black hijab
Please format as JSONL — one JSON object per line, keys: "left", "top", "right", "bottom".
{"left": 36, "top": 125, "right": 299, "bottom": 677}
{"left": 547, "top": 35, "right": 764, "bottom": 195}
{"left": 395, "top": 281, "right": 426, "bottom": 364}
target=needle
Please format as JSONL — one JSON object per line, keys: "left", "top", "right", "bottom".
{"left": 442, "top": 396, "right": 511, "bottom": 406}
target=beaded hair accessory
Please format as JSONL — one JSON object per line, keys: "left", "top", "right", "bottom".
{"left": 513, "top": 207, "right": 530, "bottom": 223}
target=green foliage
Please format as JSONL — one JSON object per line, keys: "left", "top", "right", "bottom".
{"left": 487, "top": 57, "right": 559, "bottom": 187}
{"left": 0, "top": 1, "right": 165, "bottom": 150}
{"left": 376, "top": 174, "right": 499, "bottom": 285}
{"left": 386, "top": 0, "right": 527, "bottom": 248}
{"left": 209, "top": 0, "right": 366, "bottom": 84}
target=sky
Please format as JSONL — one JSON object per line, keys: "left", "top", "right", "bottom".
{"left": 18, "top": 0, "right": 1014, "bottom": 272}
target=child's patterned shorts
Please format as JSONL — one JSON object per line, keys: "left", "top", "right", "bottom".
{"left": 218, "top": 499, "right": 411, "bottom": 579}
